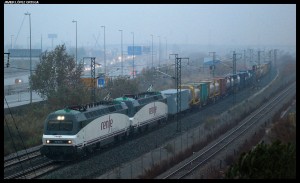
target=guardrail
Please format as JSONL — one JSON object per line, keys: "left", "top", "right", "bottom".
{"left": 4, "top": 83, "right": 29, "bottom": 95}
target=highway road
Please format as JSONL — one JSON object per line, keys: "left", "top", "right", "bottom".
{"left": 4, "top": 71, "right": 44, "bottom": 109}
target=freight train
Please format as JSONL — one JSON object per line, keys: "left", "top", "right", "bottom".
{"left": 40, "top": 62, "right": 271, "bottom": 161}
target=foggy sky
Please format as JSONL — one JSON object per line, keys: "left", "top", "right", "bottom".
{"left": 4, "top": 4, "right": 296, "bottom": 50}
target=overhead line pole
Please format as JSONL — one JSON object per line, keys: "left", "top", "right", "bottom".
{"left": 151, "top": 34, "right": 154, "bottom": 68}
{"left": 131, "top": 32, "right": 135, "bottom": 78}
{"left": 233, "top": 51, "right": 236, "bottom": 105}
{"left": 209, "top": 52, "right": 216, "bottom": 78}
{"left": 84, "top": 57, "right": 96, "bottom": 103}
{"left": 170, "top": 54, "right": 189, "bottom": 133}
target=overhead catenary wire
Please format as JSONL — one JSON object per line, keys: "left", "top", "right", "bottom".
{"left": 4, "top": 66, "right": 36, "bottom": 71}
{"left": 4, "top": 97, "right": 37, "bottom": 178}
{"left": 4, "top": 116, "right": 27, "bottom": 179}
{"left": 13, "top": 15, "right": 26, "bottom": 49}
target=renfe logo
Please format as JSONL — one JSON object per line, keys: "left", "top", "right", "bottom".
{"left": 101, "top": 115, "right": 113, "bottom": 131}
{"left": 149, "top": 103, "right": 157, "bottom": 115}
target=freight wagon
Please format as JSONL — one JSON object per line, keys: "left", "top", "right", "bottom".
{"left": 186, "top": 82, "right": 209, "bottom": 107}
{"left": 41, "top": 59, "right": 271, "bottom": 161}
{"left": 180, "top": 84, "right": 200, "bottom": 108}
{"left": 161, "top": 89, "right": 190, "bottom": 115}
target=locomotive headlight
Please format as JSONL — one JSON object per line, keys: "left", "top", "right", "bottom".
{"left": 67, "top": 140, "right": 72, "bottom": 144}
{"left": 57, "top": 116, "right": 65, "bottom": 120}
{"left": 46, "top": 140, "right": 50, "bottom": 144}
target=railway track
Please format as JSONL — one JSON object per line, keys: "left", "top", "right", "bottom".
{"left": 4, "top": 145, "right": 63, "bottom": 179}
{"left": 162, "top": 82, "right": 296, "bottom": 179}
{"left": 4, "top": 69, "right": 284, "bottom": 179}
{"left": 4, "top": 159, "right": 59, "bottom": 179}
{"left": 4, "top": 146, "right": 42, "bottom": 169}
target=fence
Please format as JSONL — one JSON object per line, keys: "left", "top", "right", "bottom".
{"left": 98, "top": 125, "right": 211, "bottom": 179}
{"left": 4, "top": 83, "right": 29, "bottom": 96}
{"left": 97, "top": 69, "right": 295, "bottom": 179}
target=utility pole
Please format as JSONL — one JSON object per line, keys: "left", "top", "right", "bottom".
{"left": 11, "top": 35, "right": 14, "bottom": 49}
{"left": 269, "top": 49, "right": 272, "bottom": 63}
{"left": 209, "top": 52, "right": 216, "bottom": 78}
{"left": 268, "top": 49, "right": 272, "bottom": 80}
{"left": 41, "top": 35, "right": 42, "bottom": 51}
{"left": 249, "top": 49, "right": 253, "bottom": 64}
{"left": 258, "top": 50, "right": 264, "bottom": 66}
{"left": 243, "top": 49, "right": 246, "bottom": 69}
{"left": 72, "top": 20, "right": 77, "bottom": 65}
{"left": 151, "top": 34, "right": 154, "bottom": 68}
{"left": 233, "top": 51, "right": 236, "bottom": 105}
{"left": 158, "top": 36, "right": 161, "bottom": 67}
{"left": 165, "top": 37, "right": 167, "bottom": 63}
{"left": 84, "top": 57, "right": 96, "bottom": 102}
{"left": 274, "top": 49, "right": 278, "bottom": 69}
{"left": 258, "top": 50, "right": 261, "bottom": 66}
{"left": 131, "top": 32, "right": 135, "bottom": 78}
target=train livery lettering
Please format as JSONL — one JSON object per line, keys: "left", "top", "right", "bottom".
{"left": 149, "top": 105, "right": 157, "bottom": 115}
{"left": 101, "top": 116, "right": 113, "bottom": 131}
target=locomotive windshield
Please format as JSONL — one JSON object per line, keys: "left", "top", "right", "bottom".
{"left": 47, "top": 120, "right": 73, "bottom": 131}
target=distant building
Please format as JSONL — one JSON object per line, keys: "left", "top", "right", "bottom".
{"left": 8, "top": 49, "right": 42, "bottom": 58}
{"left": 203, "top": 57, "right": 221, "bottom": 66}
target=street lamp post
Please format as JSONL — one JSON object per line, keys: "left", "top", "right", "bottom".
{"left": 25, "top": 12, "right": 32, "bottom": 104}
{"left": 151, "top": 34, "right": 153, "bottom": 68}
{"left": 158, "top": 36, "right": 161, "bottom": 67}
{"left": 131, "top": 32, "right": 135, "bottom": 78}
{"left": 119, "top": 30, "right": 123, "bottom": 76}
{"left": 101, "top": 26, "right": 106, "bottom": 76}
{"left": 165, "top": 37, "right": 167, "bottom": 62}
{"left": 72, "top": 20, "right": 77, "bottom": 65}
{"left": 11, "top": 35, "right": 14, "bottom": 49}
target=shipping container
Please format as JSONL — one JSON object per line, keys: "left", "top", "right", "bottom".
{"left": 198, "top": 80, "right": 214, "bottom": 100}
{"left": 161, "top": 89, "right": 190, "bottom": 115}
{"left": 225, "top": 77, "right": 231, "bottom": 91}
{"left": 214, "top": 77, "right": 227, "bottom": 96}
{"left": 180, "top": 84, "right": 200, "bottom": 107}
{"left": 238, "top": 72, "right": 247, "bottom": 89}
{"left": 187, "top": 82, "right": 209, "bottom": 106}
{"left": 231, "top": 74, "right": 240, "bottom": 87}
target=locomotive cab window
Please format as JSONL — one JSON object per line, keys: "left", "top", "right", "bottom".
{"left": 47, "top": 120, "right": 73, "bottom": 131}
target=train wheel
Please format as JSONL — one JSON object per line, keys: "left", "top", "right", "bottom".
{"left": 129, "top": 127, "right": 135, "bottom": 138}
{"left": 114, "top": 135, "right": 120, "bottom": 142}
{"left": 95, "top": 142, "right": 100, "bottom": 149}
{"left": 122, "top": 131, "right": 128, "bottom": 140}
{"left": 145, "top": 124, "right": 149, "bottom": 131}
{"left": 82, "top": 147, "right": 87, "bottom": 157}
{"left": 87, "top": 146, "right": 94, "bottom": 154}
{"left": 125, "top": 130, "right": 130, "bottom": 139}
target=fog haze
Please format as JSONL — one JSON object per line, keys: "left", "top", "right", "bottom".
{"left": 4, "top": 4, "right": 296, "bottom": 52}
